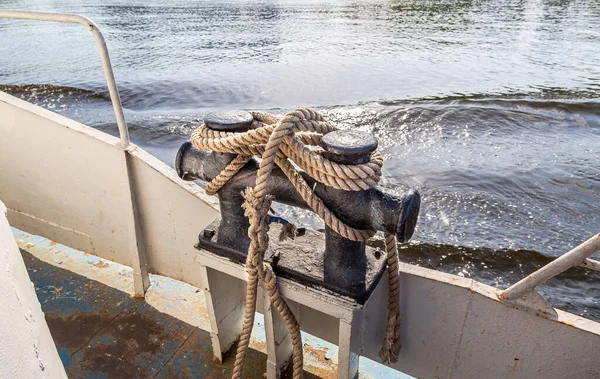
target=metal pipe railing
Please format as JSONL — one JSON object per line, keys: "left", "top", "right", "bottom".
{"left": 0, "top": 10, "right": 149, "bottom": 295}
{"left": 498, "top": 233, "right": 600, "bottom": 301}
{"left": 0, "top": 10, "right": 130, "bottom": 147}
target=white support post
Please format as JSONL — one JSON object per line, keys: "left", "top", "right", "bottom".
{"left": 263, "top": 288, "right": 295, "bottom": 378}
{"left": 200, "top": 265, "right": 247, "bottom": 362}
{"left": 338, "top": 311, "right": 364, "bottom": 379}
{"left": 121, "top": 150, "right": 150, "bottom": 297}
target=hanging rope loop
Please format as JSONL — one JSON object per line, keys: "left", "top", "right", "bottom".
{"left": 190, "top": 108, "right": 402, "bottom": 378}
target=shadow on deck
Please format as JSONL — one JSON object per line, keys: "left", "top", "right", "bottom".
{"left": 21, "top": 250, "right": 324, "bottom": 378}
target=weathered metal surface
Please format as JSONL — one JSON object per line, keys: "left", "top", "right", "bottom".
{"left": 321, "top": 130, "right": 378, "bottom": 165}
{"left": 176, "top": 142, "right": 419, "bottom": 247}
{"left": 127, "top": 145, "right": 219, "bottom": 289}
{"left": 360, "top": 262, "right": 600, "bottom": 378}
{"left": 498, "top": 289, "right": 558, "bottom": 320}
{"left": 15, "top": 226, "right": 600, "bottom": 378}
{"left": 68, "top": 302, "right": 196, "bottom": 378}
{"left": 0, "top": 90, "right": 150, "bottom": 296}
{"left": 320, "top": 129, "right": 380, "bottom": 299}
{"left": 0, "top": 91, "right": 218, "bottom": 295}
{"left": 12, "top": 228, "right": 135, "bottom": 296}
{"left": 17, "top": 229, "right": 397, "bottom": 378}
{"left": 581, "top": 257, "right": 600, "bottom": 272}
{"left": 195, "top": 238, "right": 375, "bottom": 379}
{"left": 19, "top": 243, "right": 136, "bottom": 366}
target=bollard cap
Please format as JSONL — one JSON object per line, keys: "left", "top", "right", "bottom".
{"left": 204, "top": 110, "right": 254, "bottom": 132}
{"left": 321, "top": 130, "right": 378, "bottom": 164}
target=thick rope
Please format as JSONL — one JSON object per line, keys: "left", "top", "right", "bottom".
{"left": 379, "top": 233, "right": 402, "bottom": 363}
{"left": 191, "top": 108, "right": 402, "bottom": 378}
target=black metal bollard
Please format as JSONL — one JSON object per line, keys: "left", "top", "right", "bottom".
{"left": 176, "top": 111, "right": 420, "bottom": 299}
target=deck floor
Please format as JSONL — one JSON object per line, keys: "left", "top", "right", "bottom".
{"left": 13, "top": 229, "right": 404, "bottom": 379}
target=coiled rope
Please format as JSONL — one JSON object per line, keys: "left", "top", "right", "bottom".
{"left": 191, "top": 108, "right": 402, "bottom": 378}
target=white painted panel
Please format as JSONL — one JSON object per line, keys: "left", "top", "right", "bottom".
{"left": 0, "top": 92, "right": 135, "bottom": 266}
{"left": 128, "top": 147, "right": 218, "bottom": 287}
{"left": 0, "top": 91, "right": 218, "bottom": 285}
{"left": 0, "top": 200, "right": 67, "bottom": 379}
{"left": 451, "top": 290, "right": 600, "bottom": 378}
{"left": 362, "top": 267, "right": 474, "bottom": 379}
{"left": 362, "top": 264, "right": 600, "bottom": 379}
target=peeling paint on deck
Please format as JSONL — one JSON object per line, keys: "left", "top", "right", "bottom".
{"left": 13, "top": 228, "right": 409, "bottom": 378}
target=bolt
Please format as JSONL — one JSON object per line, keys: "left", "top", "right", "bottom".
{"left": 203, "top": 229, "right": 216, "bottom": 240}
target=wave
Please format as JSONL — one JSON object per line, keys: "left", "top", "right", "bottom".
{"left": 85, "top": 79, "right": 272, "bottom": 111}
{"left": 380, "top": 87, "right": 600, "bottom": 105}
{"left": 3, "top": 82, "right": 600, "bottom": 117}
{"left": 0, "top": 83, "right": 107, "bottom": 99}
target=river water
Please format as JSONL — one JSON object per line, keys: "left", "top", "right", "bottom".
{"left": 1, "top": 0, "right": 599, "bottom": 321}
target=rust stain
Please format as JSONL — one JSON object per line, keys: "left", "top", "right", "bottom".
{"left": 250, "top": 340, "right": 267, "bottom": 354}
{"left": 510, "top": 357, "right": 520, "bottom": 372}
{"left": 94, "top": 261, "right": 109, "bottom": 269}
{"left": 50, "top": 241, "right": 57, "bottom": 246}
{"left": 304, "top": 344, "right": 330, "bottom": 363}
{"left": 303, "top": 344, "right": 337, "bottom": 379}
{"left": 559, "top": 320, "right": 577, "bottom": 328}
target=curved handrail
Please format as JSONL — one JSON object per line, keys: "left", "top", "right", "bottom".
{"left": 0, "top": 10, "right": 130, "bottom": 147}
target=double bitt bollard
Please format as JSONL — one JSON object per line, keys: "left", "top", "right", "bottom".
{"left": 176, "top": 110, "right": 420, "bottom": 301}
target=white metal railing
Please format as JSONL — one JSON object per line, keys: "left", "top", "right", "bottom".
{"left": 0, "top": 10, "right": 149, "bottom": 295}
{"left": 498, "top": 233, "right": 600, "bottom": 301}
{"left": 0, "top": 10, "right": 130, "bottom": 147}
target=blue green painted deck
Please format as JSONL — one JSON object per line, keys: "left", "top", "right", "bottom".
{"left": 13, "top": 228, "right": 409, "bottom": 378}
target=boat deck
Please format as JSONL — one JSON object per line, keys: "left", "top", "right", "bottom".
{"left": 12, "top": 228, "right": 404, "bottom": 379}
